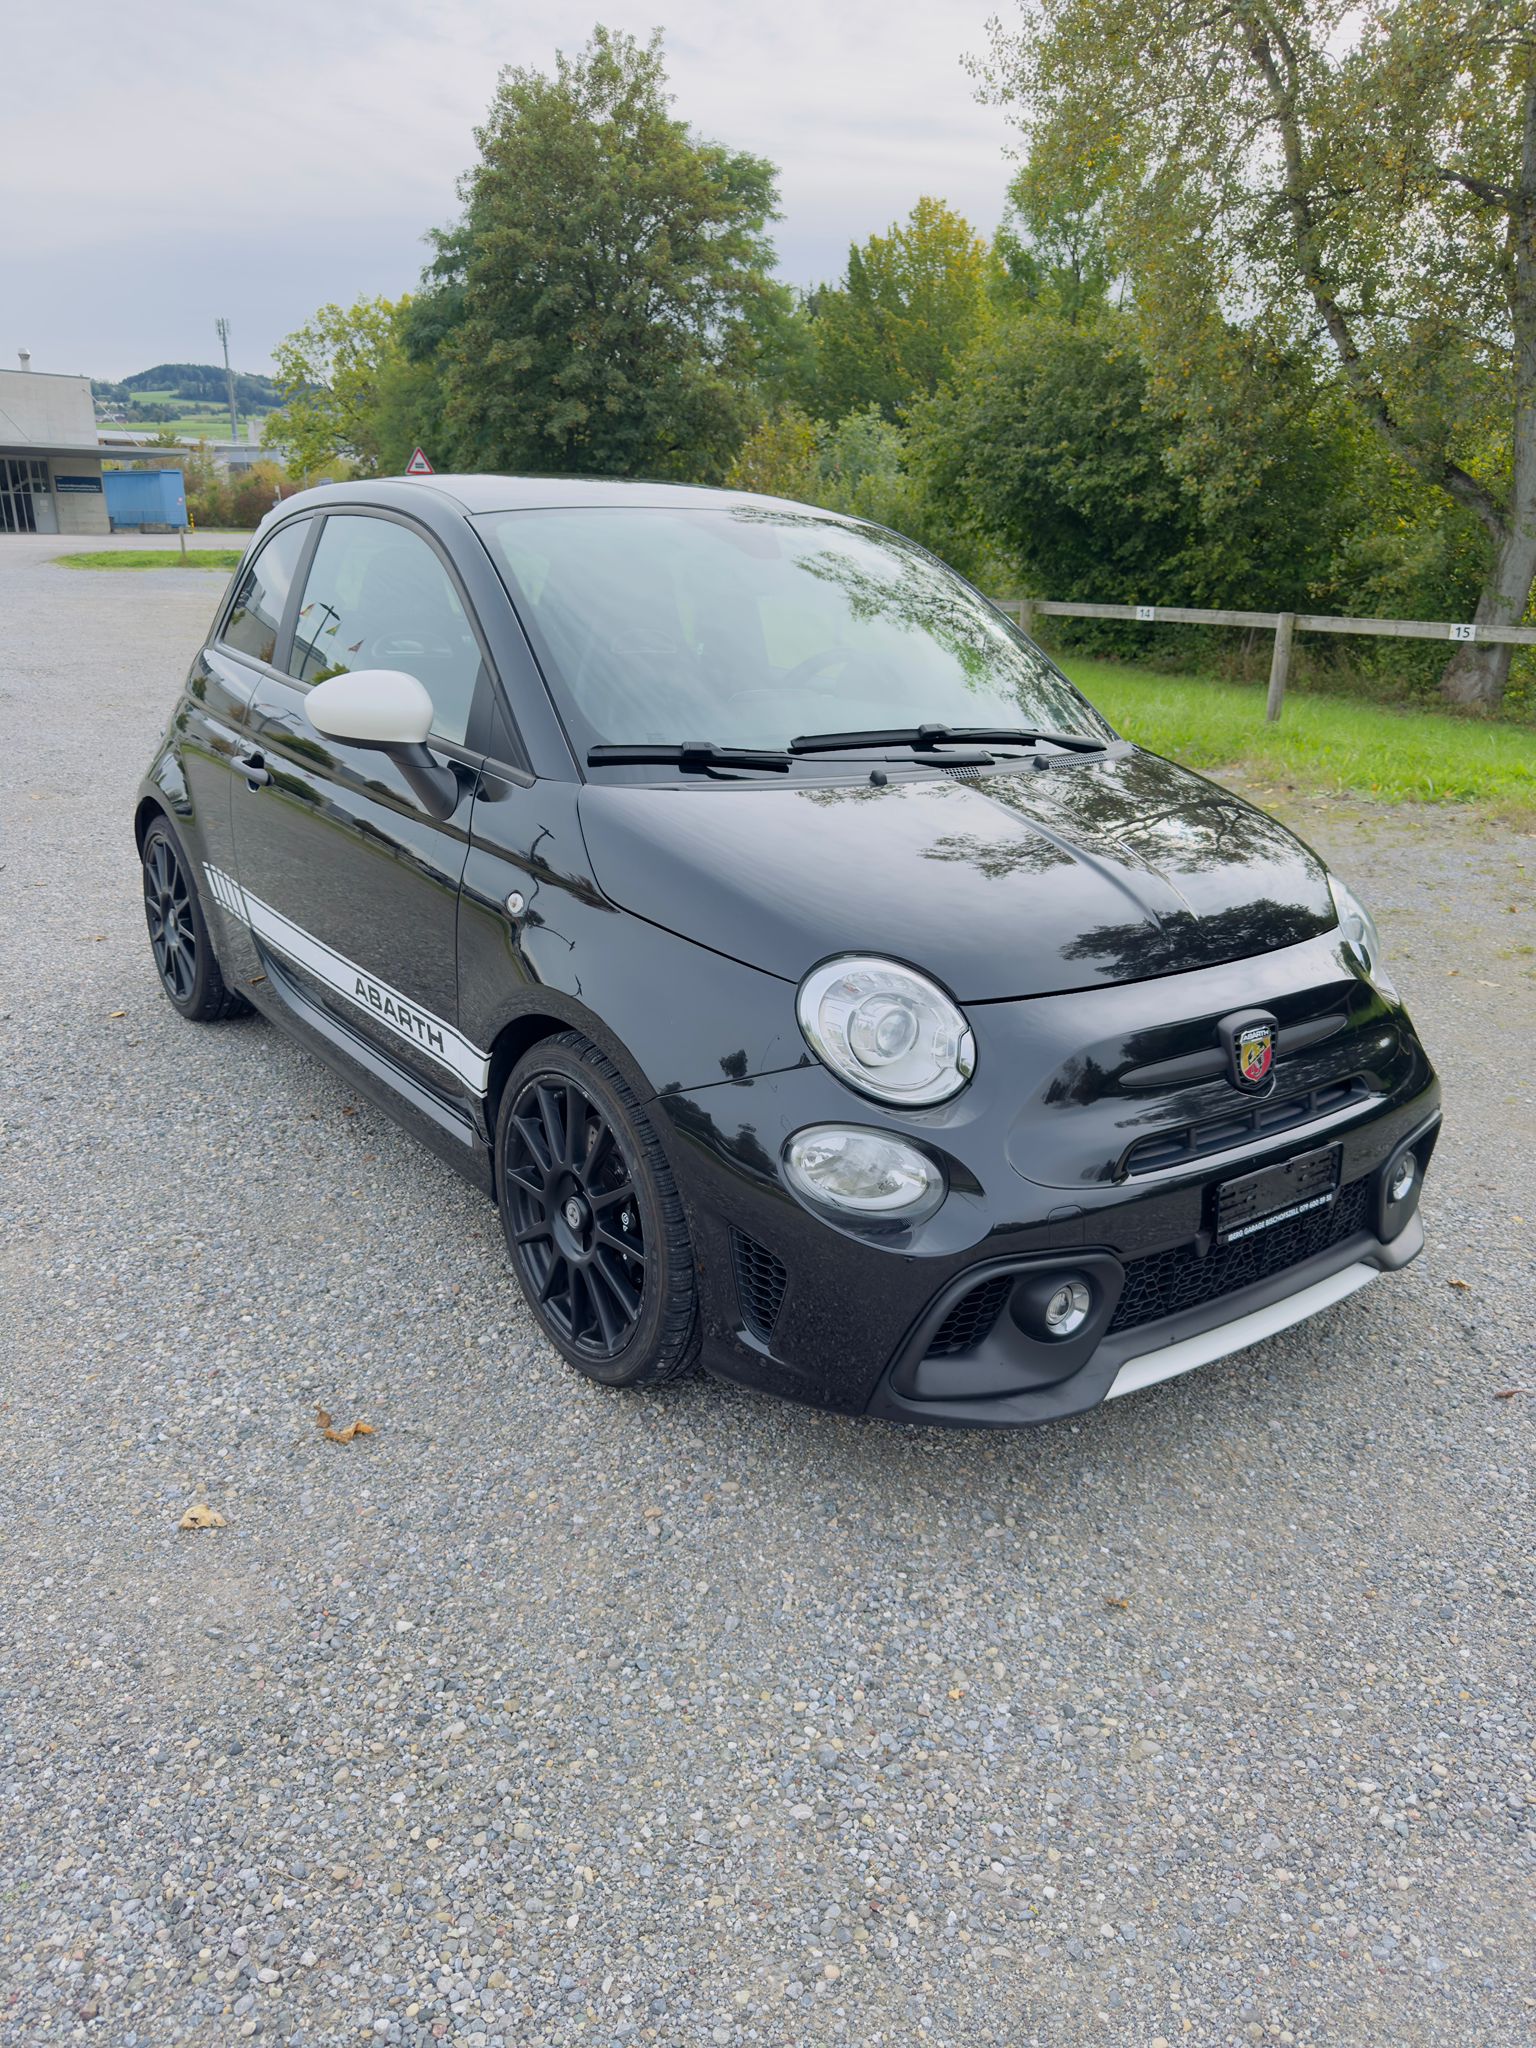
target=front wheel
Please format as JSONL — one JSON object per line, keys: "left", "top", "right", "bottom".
{"left": 496, "top": 1033, "right": 700, "bottom": 1388}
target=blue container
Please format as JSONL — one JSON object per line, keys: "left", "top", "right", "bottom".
{"left": 104, "top": 468, "right": 188, "bottom": 531}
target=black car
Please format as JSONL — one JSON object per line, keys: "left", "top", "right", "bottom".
{"left": 136, "top": 477, "right": 1440, "bottom": 1427}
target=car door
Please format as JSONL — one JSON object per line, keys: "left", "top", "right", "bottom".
{"left": 181, "top": 515, "right": 314, "bottom": 980}
{"left": 228, "top": 509, "right": 492, "bottom": 1121}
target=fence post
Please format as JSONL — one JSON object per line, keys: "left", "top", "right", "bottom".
{"left": 1017, "top": 599, "right": 1037, "bottom": 639}
{"left": 1266, "top": 612, "right": 1295, "bottom": 723}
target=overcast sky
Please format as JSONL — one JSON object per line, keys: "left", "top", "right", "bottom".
{"left": 4, "top": 0, "right": 1017, "bottom": 382}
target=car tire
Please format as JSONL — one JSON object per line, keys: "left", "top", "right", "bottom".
{"left": 141, "top": 815, "right": 251, "bottom": 1023}
{"left": 496, "top": 1032, "right": 700, "bottom": 1389}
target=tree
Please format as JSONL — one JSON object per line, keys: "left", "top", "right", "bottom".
{"left": 266, "top": 296, "right": 416, "bottom": 478}
{"left": 725, "top": 407, "right": 823, "bottom": 500}
{"left": 814, "top": 198, "right": 992, "bottom": 419}
{"left": 432, "top": 27, "right": 779, "bottom": 478}
{"left": 910, "top": 312, "right": 1195, "bottom": 603}
{"left": 980, "top": 0, "right": 1536, "bottom": 707}
{"left": 992, "top": 158, "right": 1114, "bottom": 324}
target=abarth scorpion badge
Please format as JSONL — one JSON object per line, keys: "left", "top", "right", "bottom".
{"left": 1222, "top": 1009, "right": 1277, "bottom": 1092}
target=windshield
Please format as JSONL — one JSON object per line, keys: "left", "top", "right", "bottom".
{"left": 479, "top": 505, "right": 1112, "bottom": 759}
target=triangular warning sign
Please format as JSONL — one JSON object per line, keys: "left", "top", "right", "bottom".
{"left": 405, "top": 447, "right": 434, "bottom": 475}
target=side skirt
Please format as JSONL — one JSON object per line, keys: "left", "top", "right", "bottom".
{"left": 254, "top": 949, "right": 496, "bottom": 1200}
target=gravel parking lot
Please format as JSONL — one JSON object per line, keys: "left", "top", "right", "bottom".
{"left": 2, "top": 532, "right": 1533, "bottom": 2048}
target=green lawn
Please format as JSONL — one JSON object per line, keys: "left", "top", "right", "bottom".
{"left": 59, "top": 549, "right": 243, "bottom": 573}
{"left": 1062, "top": 658, "right": 1536, "bottom": 812}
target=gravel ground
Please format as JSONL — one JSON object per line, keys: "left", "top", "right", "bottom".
{"left": 1, "top": 532, "right": 1533, "bottom": 2048}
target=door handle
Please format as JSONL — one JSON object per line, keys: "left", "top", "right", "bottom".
{"left": 236, "top": 749, "right": 270, "bottom": 788}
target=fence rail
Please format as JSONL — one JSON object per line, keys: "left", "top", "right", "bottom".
{"left": 994, "top": 597, "right": 1536, "bottom": 721}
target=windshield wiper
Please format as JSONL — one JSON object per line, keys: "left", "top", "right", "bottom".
{"left": 587, "top": 741, "right": 791, "bottom": 775}
{"left": 789, "top": 723, "right": 1108, "bottom": 756}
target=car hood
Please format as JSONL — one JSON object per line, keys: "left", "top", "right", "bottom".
{"left": 576, "top": 748, "right": 1338, "bottom": 1002}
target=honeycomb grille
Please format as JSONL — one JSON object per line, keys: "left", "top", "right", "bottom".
{"left": 925, "top": 1274, "right": 1016, "bottom": 1358}
{"left": 1108, "top": 1176, "right": 1371, "bottom": 1335}
{"left": 731, "top": 1230, "right": 788, "bottom": 1343}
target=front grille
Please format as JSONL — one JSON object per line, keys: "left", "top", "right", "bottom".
{"left": 1107, "top": 1175, "right": 1371, "bottom": 1335}
{"left": 731, "top": 1229, "right": 788, "bottom": 1343}
{"left": 925, "top": 1274, "right": 1015, "bottom": 1357}
{"left": 1121, "top": 1077, "right": 1374, "bottom": 1176}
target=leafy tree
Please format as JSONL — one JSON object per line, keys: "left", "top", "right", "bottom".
{"left": 818, "top": 406, "right": 908, "bottom": 522}
{"left": 725, "top": 407, "right": 823, "bottom": 500}
{"left": 992, "top": 158, "right": 1114, "bottom": 323}
{"left": 433, "top": 27, "right": 779, "bottom": 478}
{"left": 910, "top": 312, "right": 1194, "bottom": 603}
{"left": 910, "top": 303, "right": 1363, "bottom": 617}
{"left": 813, "top": 198, "right": 992, "bottom": 419}
{"left": 265, "top": 296, "right": 416, "bottom": 478}
{"left": 979, "top": 0, "right": 1536, "bottom": 706}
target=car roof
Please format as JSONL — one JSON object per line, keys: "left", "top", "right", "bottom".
{"left": 270, "top": 474, "right": 838, "bottom": 521}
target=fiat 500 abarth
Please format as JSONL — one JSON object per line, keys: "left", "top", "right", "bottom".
{"left": 136, "top": 477, "right": 1440, "bottom": 1427}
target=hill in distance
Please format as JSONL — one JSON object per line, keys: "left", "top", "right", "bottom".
{"left": 93, "top": 363, "right": 284, "bottom": 413}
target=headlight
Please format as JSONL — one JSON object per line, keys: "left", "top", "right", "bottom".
{"left": 797, "top": 957, "right": 975, "bottom": 1106}
{"left": 1328, "top": 875, "right": 1398, "bottom": 998}
{"left": 783, "top": 1125, "right": 946, "bottom": 1218}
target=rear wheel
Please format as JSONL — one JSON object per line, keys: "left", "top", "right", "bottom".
{"left": 141, "top": 817, "right": 250, "bottom": 1022}
{"left": 496, "top": 1033, "right": 699, "bottom": 1388}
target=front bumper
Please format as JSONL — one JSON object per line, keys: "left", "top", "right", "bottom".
{"left": 652, "top": 938, "right": 1441, "bottom": 1427}
{"left": 864, "top": 1200, "right": 1425, "bottom": 1429}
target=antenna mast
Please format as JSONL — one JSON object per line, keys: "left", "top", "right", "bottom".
{"left": 215, "top": 317, "right": 238, "bottom": 441}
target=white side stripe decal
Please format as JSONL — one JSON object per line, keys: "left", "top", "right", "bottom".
{"left": 204, "top": 863, "right": 490, "bottom": 1094}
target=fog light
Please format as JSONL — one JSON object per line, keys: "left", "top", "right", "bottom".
{"left": 783, "top": 1125, "right": 944, "bottom": 1218}
{"left": 1388, "top": 1153, "right": 1417, "bottom": 1204}
{"left": 1043, "top": 1279, "right": 1092, "bottom": 1337}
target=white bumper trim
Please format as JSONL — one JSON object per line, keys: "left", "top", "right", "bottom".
{"left": 1104, "top": 1260, "right": 1380, "bottom": 1402}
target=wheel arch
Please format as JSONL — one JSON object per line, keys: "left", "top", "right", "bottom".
{"left": 133, "top": 792, "right": 171, "bottom": 851}
{"left": 482, "top": 1003, "right": 668, "bottom": 1190}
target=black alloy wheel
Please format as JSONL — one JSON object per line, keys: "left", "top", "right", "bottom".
{"left": 496, "top": 1033, "right": 699, "bottom": 1387}
{"left": 140, "top": 817, "right": 250, "bottom": 1022}
{"left": 143, "top": 828, "right": 197, "bottom": 1002}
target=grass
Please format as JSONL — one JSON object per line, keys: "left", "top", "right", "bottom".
{"left": 1061, "top": 657, "right": 1536, "bottom": 812}
{"left": 59, "top": 549, "right": 243, "bottom": 573}
{"left": 98, "top": 399, "right": 282, "bottom": 443}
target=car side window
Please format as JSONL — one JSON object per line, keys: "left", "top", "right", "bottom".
{"left": 219, "top": 520, "right": 310, "bottom": 667}
{"left": 287, "top": 515, "right": 483, "bottom": 747}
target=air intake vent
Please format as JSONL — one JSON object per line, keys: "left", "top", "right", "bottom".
{"left": 925, "top": 1274, "right": 1014, "bottom": 1357}
{"left": 942, "top": 765, "right": 984, "bottom": 782}
{"left": 731, "top": 1229, "right": 788, "bottom": 1343}
{"left": 1108, "top": 1177, "right": 1370, "bottom": 1334}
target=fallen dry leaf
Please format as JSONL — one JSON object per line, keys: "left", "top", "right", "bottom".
{"left": 318, "top": 1412, "right": 374, "bottom": 1444}
{"left": 1447, "top": 1277, "right": 1471, "bottom": 1291}
{"left": 178, "top": 1503, "right": 226, "bottom": 1532}
{"left": 1105, "top": 1595, "right": 1131, "bottom": 1610}
{"left": 108, "top": 1010, "right": 126, "bottom": 1019}
{"left": 1493, "top": 1388, "right": 1532, "bottom": 1401}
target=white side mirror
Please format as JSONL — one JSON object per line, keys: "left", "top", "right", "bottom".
{"left": 306, "top": 669, "right": 434, "bottom": 748}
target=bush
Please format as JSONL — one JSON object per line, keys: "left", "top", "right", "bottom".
{"left": 184, "top": 450, "right": 295, "bottom": 531}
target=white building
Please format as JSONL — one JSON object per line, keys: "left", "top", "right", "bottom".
{"left": 0, "top": 355, "right": 109, "bottom": 535}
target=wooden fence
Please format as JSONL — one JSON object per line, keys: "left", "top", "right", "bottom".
{"left": 994, "top": 598, "right": 1536, "bottom": 722}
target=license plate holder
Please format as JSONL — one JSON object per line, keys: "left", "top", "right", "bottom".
{"left": 1214, "top": 1144, "right": 1341, "bottom": 1246}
